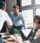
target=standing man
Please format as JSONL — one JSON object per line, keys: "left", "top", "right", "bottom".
{"left": 9, "top": 5, "right": 26, "bottom": 30}
{"left": 0, "top": 1, "right": 13, "bottom": 43}
{"left": 0, "top": 1, "right": 13, "bottom": 32}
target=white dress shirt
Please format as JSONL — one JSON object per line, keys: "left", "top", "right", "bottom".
{"left": 0, "top": 9, "right": 13, "bottom": 31}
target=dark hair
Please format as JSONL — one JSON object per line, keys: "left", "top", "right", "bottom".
{"left": 38, "top": 21, "right": 40, "bottom": 24}
{"left": 35, "top": 15, "right": 40, "bottom": 20}
{"left": 0, "top": 1, "right": 6, "bottom": 9}
{"left": 35, "top": 15, "right": 40, "bottom": 24}
{"left": 13, "top": 5, "right": 19, "bottom": 9}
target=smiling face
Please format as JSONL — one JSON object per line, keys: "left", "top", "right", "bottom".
{"left": 34, "top": 16, "right": 39, "bottom": 23}
{"left": 13, "top": 8, "right": 19, "bottom": 16}
{"left": 13, "top": 5, "right": 19, "bottom": 16}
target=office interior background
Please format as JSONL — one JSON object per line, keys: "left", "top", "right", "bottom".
{"left": 0, "top": 0, "right": 40, "bottom": 33}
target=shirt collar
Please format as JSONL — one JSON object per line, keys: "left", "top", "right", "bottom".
{"left": 13, "top": 12, "right": 19, "bottom": 17}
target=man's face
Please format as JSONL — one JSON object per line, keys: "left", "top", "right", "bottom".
{"left": 13, "top": 8, "right": 19, "bottom": 16}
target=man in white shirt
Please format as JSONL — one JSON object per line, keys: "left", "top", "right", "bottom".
{"left": 0, "top": 1, "right": 13, "bottom": 32}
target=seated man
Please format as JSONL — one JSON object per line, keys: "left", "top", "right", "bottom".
{"left": 9, "top": 5, "right": 26, "bottom": 33}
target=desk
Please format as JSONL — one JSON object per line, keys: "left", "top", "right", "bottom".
{"left": 1, "top": 33, "right": 23, "bottom": 43}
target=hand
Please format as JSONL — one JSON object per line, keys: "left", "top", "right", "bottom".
{"left": 39, "top": 24, "right": 40, "bottom": 28}
{"left": 8, "top": 25, "right": 13, "bottom": 28}
{"left": 36, "top": 24, "right": 40, "bottom": 29}
{"left": 29, "top": 37, "right": 32, "bottom": 40}
{"left": 36, "top": 34, "right": 40, "bottom": 37}
{"left": 34, "top": 25, "right": 39, "bottom": 32}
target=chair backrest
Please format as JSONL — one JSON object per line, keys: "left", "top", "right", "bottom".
{"left": 1, "top": 21, "right": 6, "bottom": 32}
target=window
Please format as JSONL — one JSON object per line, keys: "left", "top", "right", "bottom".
{"left": 35, "top": 0, "right": 40, "bottom": 5}
{"left": 36, "top": 8, "right": 40, "bottom": 15}
{"left": 22, "top": 9, "right": 33, "bottom": 27}
{"left": 22, "top": 0, "right": 32, "bottom": 6}
{"left": 17, "top": 0, "right": 40, "bottom": 28}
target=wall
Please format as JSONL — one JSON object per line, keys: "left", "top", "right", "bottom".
{"left": 5, "top": 0, "right": 17, "bottom": 14}
{"left": 5, "top": 0, "right": 17, "bottom": 33}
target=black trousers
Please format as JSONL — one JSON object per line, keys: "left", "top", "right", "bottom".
{"left": 8, "top": 25, "right": 23, "bottom": 34}
{"left": 13, "top": 25, "right": 23, "bottom": 30}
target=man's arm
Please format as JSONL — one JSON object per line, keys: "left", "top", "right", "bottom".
{"left": 22, "top": 14, "right": 26, "bottom": 29}
{"left": 5, "top": 12, "right": 13, "bottom": 28}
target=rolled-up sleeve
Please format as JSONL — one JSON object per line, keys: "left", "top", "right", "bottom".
{"left": 5, "top": 12, "right": 13, "bottom": 26}
{"left": 22, "top": 14, "right": 26, "bottom": 29}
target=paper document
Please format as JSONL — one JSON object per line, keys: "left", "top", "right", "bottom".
{"left": 21, "top": 29, "right": 32, "bottom": 37}
{"left": 0, "top": 33, "right": 6, "bottom": 35}
{"left": 23, "top": 40, "right": 30, "bottom": 43}
{"left": 9, "top": 35, "right": 16, "bottom": 40}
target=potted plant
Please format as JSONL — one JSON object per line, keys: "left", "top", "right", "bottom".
{"left": 13, "top": 28, "right": 19, "bottom": 37}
